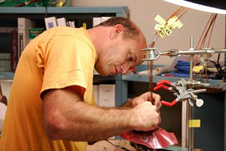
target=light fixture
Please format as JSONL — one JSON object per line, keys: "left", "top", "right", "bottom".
{"left": 164, "top": 0, "right": 226, "bottom": 14}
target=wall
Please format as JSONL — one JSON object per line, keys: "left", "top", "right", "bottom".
{"left": 71, "top": 0, "right": 225, "bottom": 66}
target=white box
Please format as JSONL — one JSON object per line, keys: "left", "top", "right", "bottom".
{"left": 57, "top": 17, "right": 67, "bottom": 26}
{"left": 0, "top": 80, "right": 12, "bottom": 101}
{"left": 93, "top": 69, "right": 99, "bottom": 75}
{"left": 93, "top": 17, "right": 102, "bottom": 27}
{"left": 98, "top": 84, "right": 115, "bottom": 107}
{"left": 18, "top": 18, "right": 36, "bottom": 57}
{"left": 93, "top": 85, "right": 99, "bottom": 104}
{"left": 44, "top": 16, "right": 57, "bottom": 30}
{"left": 101, "top": 17, "right": 112, "bottom": 22}
{"left": 0, "top": 103, "right": 7, "bottom": 133}
{"left": 68, "top": 20, "right": 75, "bottom": 28}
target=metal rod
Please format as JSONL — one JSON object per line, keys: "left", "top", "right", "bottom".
{"left": 224, "top": 14, "right": 226, "bottom": 67}
{"left": 181, "top": 101, "right": 188, "bottom": 148}
{"left": 142, "top": 48, "right": 226, "bottom": 61}
{"left": 188, "top": 103, "right": 194, "bottom": 151}
{"left": 189, "top": 36, "right": 194, "bottom": 151}
{"left": 176, "top": 49, "right": 226, "bottom": 55}
{"left": 189, "top": 36, "right": 194, "bottom": 81}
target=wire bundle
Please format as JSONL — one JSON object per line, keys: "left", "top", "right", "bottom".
{"left": 171, "top": 60, "right": 190, "bottom": 77}
{"left": 148, "top": 6, "right": 190, "bottom": 99}
{"left": 193, "top": 13, "right": 218, "bottom": 81}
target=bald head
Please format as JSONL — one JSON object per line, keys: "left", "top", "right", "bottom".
{"left": 98, "top": 17, "right": 144, "bottom": 41}
{"left": 99, "top": 17, "right": 147, "bottom": 55}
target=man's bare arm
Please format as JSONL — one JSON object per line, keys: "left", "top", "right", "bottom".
{"left": 42, "top": 86, "right": 160, "bottom": 142}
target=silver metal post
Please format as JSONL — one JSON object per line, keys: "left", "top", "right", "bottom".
{"left": 181, "top": 101, "right": 188, "bottom": 148}
{"left": 190, "top": 36, "right": 194, "bottom": 81}
{"left": 189, "top": 36, "right": 194, "bottom": 151}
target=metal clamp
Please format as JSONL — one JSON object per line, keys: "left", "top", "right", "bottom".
{"left": 142, "top": 48, "right": 161, "bottom": 61}
{"left": 154, "top": 79, "right": 206, "bottom": 107}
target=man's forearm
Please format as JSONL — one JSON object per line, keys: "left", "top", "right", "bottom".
{"left": 45, "top": 100, "right": 135, "bottom": 142}
{"left": 61, "top": 102, "right": 134, "bottom": 141}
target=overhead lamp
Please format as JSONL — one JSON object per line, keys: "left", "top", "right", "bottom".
{"left": 164, "top": 0, "right": 226, "bottom": 14}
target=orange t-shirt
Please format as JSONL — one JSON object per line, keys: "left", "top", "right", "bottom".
{"left": 0, "top": 27, "right": 97, "bottom": 151}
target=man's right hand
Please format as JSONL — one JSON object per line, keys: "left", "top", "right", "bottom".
{"left": 131, "top": 101, "right": 161, "bottom": 131}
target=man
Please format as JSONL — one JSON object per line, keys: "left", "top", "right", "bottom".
{"left": 0, "top": 17, "right": 161, "bottom": 151}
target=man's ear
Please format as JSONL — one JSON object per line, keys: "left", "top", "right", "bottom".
{"left": 110, "top": 24, "right": 124, "bottom": 39}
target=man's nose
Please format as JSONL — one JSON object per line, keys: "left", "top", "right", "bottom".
{"left": 120, "top": 64, "right": 132, "bottom": 75}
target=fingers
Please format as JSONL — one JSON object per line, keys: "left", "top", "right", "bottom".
{"left": 130, "top": 92, "right": 162, "bottom": 111}
{"left": 133, "top": 101, "right": 161, "bottom": 131}
{"left": 154, "top": 100, "right": 162, "bottom": 111}
{"left": 130, "top": 93, "right": 148, "bottom": 107}
{"left": 152, "top": 93, "right": 161, "bottom": 104}
{"left": 145, "top": 92, "right": 162, "bottom": 111}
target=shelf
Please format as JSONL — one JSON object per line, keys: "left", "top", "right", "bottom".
{"left": 122, "top": 74, "right": 187, "bottom": 83}
{"left": 122, "top": 74, "right": 225, "bottom": 86}
{"left": 94, "top": 74, "right": 122, "bottom": 81}
{"left": 0, "top": 72, "right": 14, "bottom": 81}
{"left": 0, "top": 6, "right": 129, "bottom": 17}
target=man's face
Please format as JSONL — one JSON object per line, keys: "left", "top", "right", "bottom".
{"left": 95, "top": 35, "right": 145, "bottom": 76}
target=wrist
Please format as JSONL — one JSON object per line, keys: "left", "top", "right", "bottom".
{"left": 126, "top": 108, "right": 138, "bottom": 130}
{"left": 109, "top": 107, "right": 136, "bottom": 131}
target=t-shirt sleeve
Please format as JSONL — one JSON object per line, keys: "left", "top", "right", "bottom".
{"left": 38, "top": 35, "right": 88, "bottom": 96}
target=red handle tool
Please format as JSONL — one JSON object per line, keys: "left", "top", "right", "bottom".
{"left": 154, "top": 80, "right": 178, "bottom": 107}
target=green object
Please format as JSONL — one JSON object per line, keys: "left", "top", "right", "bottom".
{"left": 0, "top": 0, "right": 46, "bottom": 7}
{"left": 0, "top": 0, "right": 69, "bottom": 7}
{"left": 29, "top": 28, "right": 43, "bottom": 39}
